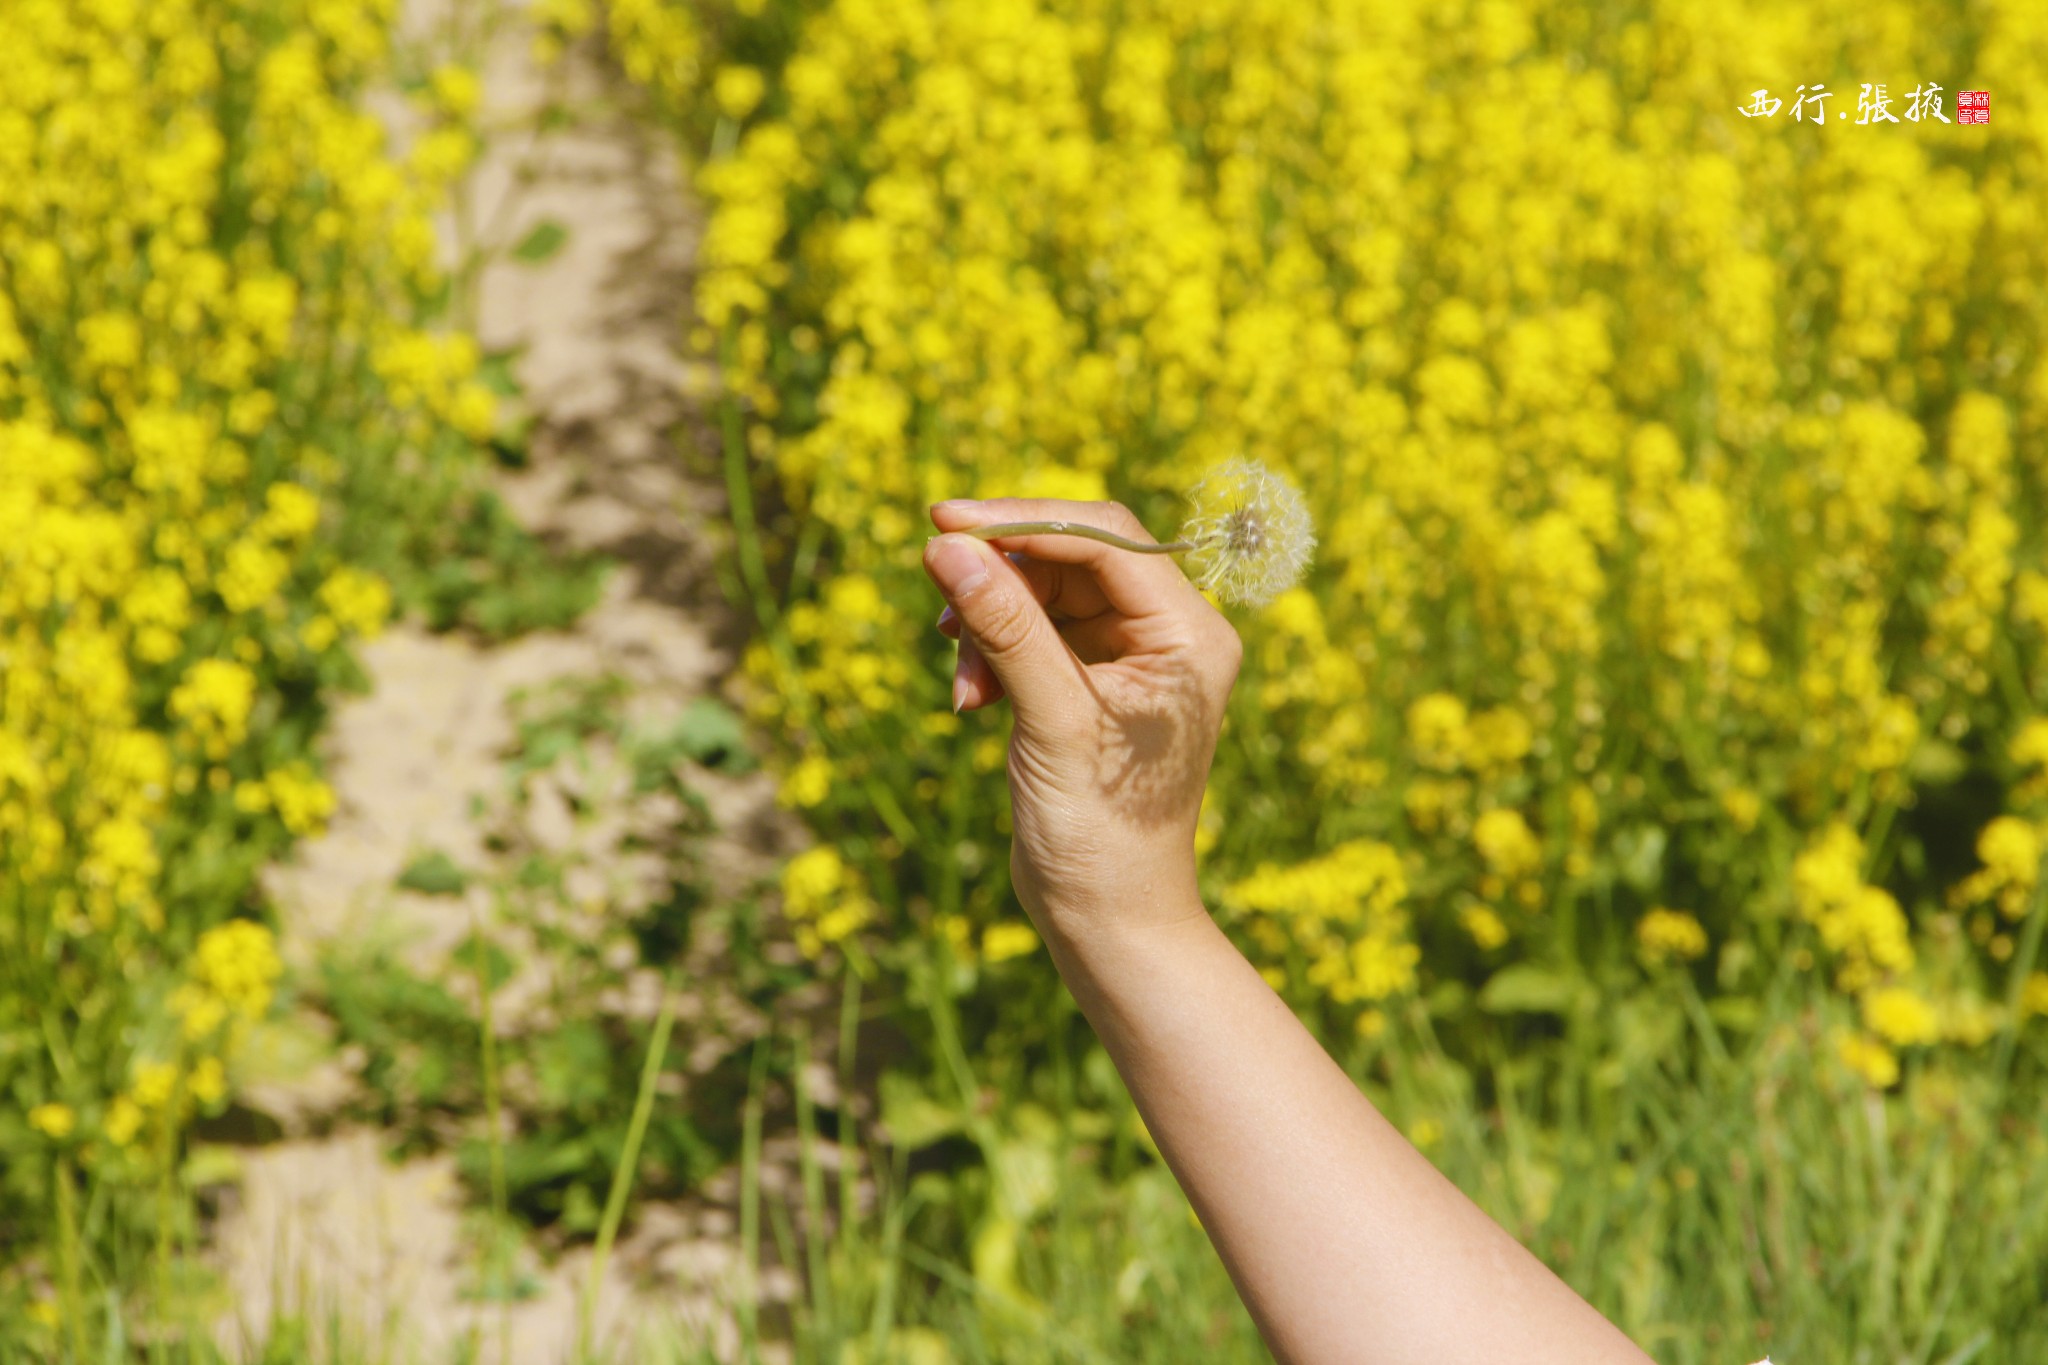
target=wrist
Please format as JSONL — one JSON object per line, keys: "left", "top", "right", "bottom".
{"left": 1026, "top": 875, "right": 1213, "bottom": 964}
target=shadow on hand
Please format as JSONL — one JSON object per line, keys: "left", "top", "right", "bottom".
{"left": 1075, "top": 645, "right": 1223, "bottom": 834}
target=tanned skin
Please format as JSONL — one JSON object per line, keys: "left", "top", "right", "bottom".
{"left": 921, "top": 497, "right": 1657, "bottom": 1365}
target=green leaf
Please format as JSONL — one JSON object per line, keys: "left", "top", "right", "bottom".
{"left": 489, "top": 413, "right": 536, "bottom": 469}
{"left": 1610, "top": 992, "right": 1684, "bottom": 1070}
{"left": 672, "top": 696, "right": 753, "bottom": 771}
{"left": 992, "top": 1135, "right": 1059, "bottom": 1222}
{"left": 182, "top": 1144, "right": 245, "bottom": 1190}
{"left": 533, "top": 1021, "right": 612, "bottom": 1111}
{"left": 397, "top": 849, "right": 468, "bottom": 896}
{"left": 451, "top": 931, "right": 518, "bottom": 991}
{"left": 474, "top": 1132, "right": 592, "bottom": 1195}
{"left": 1061, "top": 1106, "right": 1114, "bottom": 1141}
{"left": 1611, "top": 824, "right": 1667, "bottom": 895}
{"left": 1908, "top": 737, "right": 1969, "bottom": 785}
{"left": 1477, "top": 964, "right": 1586, "bottom": 1015}
{"left": 1707, "top": 995, "right": 1761, "bottom": 1031}
{"left": 879, "top": 1071, "right": 966, "bottom": 1149}
{"left": 510, "top": 220, "right": 569, "bottom": 264}
{"left": 1425, "top": 979, "right": 1470, "bottom": 1018}
{"left": 559, "top": 1181, "right": 602, "bottom": 1235}
{"left": 477, "top": 347, "right": 525, "bottom": 398}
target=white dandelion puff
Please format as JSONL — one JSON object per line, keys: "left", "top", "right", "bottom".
{"left": 959, "top": 458, "right": 1319, "bottom": 610}
{"left": 1172, "top": 458, "right": 1318, "bottom": 607}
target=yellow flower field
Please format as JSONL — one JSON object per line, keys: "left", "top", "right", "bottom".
{"left": 2, "top": 0, "right": 511, "bottom": 1330}
{"left": 612, "top": 1, "right": 2048, "bottom": 1346}
{"left": 629, "top": 0, "right": 2048, "bottom": 1077}
{"left": 10, "top": 0, "right": 2048, "bottom": 1356}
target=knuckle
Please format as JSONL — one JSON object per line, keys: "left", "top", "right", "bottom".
{"left": 1200, "top": 617, "right": 1244, "bottom": 688}
{"left": 1218, "top": 632, "right": 1245, "bottom": 685}
{"left": 971, "top": 584, "right": 1037, "bottom": 655}
{"left": 1218, "top": 622, "right": 1245, "bottom": 671}
{"left": 1016, "top": 554, "right": 1061, "bottom": 607}
{"left": 1096, "top": 499, "right": 1153, "bottom": 544}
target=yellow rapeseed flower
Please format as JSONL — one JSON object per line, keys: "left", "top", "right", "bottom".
{"left": 190, "top": 919, "right": 283, "bottom": 1022}
{"left": 318, "top": 567, "right": 394, "bottom": 639}
{"left": 1406, "top": 694, "right": 1469, "bottom": 773}
{"left": 1837, "top": 1033, "right": 1901, "bottom": 1089}
{"left": 267, "top": 762, "right": 336, "bottom": 836}
{"left": 1861, "top": 986, "right": 1941, "bottom": 1048}
{"left": 1460, "top": 903, "right": 1509, "bottom": 951}
{"left": 168, "top": 659, "right": 259, "bottom": 758}
{"left": 429, "top": 64, "right": 483, "bottom": 119}
{"left": 981, "top": 921, "right": 1041, "bottom": 963}
{"left": 1472, "top": 808, "right": 1542, "bottom": 881}
{"left": 1636, "top": 908, "right": 1709, "bottom": 968}
{"left": 715, "top": 65, "right": 767, "bottom": 119}
{"left": 189, "top": 1056, "right": 228, "bottom": 1107}
{"left": 104, "top": 1096, "right": 145, "bottom": 1147}
{"left": 132, "top": 1063, "right": 179, "bottom": 1112}
{"left": 29, "top": 1104, "right": 76, "bottom": 1140}
{"left": 780, "top": 844, "right": 875, "bottom": 958}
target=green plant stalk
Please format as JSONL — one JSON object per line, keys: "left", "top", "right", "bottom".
{"left": 578, "top": 975, "right": 679, "bottom": 1363}
{"left": 472, "top": 910, "right": 511, "bottom": 1361}
{"left": 55, "top": 1154, "right": 86, "bottom": 1362}
{"left": 1990, "top": 858, "right": 2048, "bottom": 1104}
{"left": 738, "top": 1038, "right": 770, "bottom": 1358}
{"left": 836, "top": 971, "right": 862, "bottom": 1281}
{"left": 965, "top": 521, "right": 1195, "bottom": 554}
{"left": 863, "top": 1157, "right": 918, "bottom": 1361}
{"left": 792, "top": 1024, "right": 834, "bottom": 1346}
{"left": 153, "top": 1068, "right": 181, "bottom": 1337}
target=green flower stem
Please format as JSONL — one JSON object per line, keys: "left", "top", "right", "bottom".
{"left": 55, "top": 1156, "right": 84, "bottom": 1361}
{"left": 965, "top": 520, "right": 1195, "bottom": 554}
{"left": 1991, "top": 856, "right": 2048, "bottom": 1104}
{"left": 580, "top": 972, "right": 679, "bottom": 1361}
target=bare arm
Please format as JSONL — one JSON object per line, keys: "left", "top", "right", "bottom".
{"left": 1046, "top": 902, "right": 1650, "bottom": 1365}
{"left": 922, "top": 495, "right": 1655, "bottom": 1365}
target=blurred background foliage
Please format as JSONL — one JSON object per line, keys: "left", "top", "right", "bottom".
{"left": 8, "top": 0, "right": 2048, "bottom": 1360}
{"left": 0, "top": 0, "right": 602, "bottom": 1346}
{"left": 631, "top": 0, "right": 2048, "bottom": 1356}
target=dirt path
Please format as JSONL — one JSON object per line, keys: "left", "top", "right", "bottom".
{"left": 209, "top": 6, "right": 808, "bottom": 1361}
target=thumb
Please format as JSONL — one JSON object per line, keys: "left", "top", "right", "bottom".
{"left": 923, "top": 533, "right": 1080, "bottom": 722}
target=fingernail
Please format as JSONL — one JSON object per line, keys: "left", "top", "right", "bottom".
{"left": 952, "top": 662, "right": 968, "bottom": 714}
{"left": 932, "top": 499, "right": 975, "bottom": 514}
{"left": 926, "top": 535, "right": 990, "bottom": 597}
{"left": 936, "top": 604, "right": 956, "bottom": 628}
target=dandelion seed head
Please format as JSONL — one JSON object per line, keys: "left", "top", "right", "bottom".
{"left": 1175, "top": 458, "right": 1317, "bottom": 607}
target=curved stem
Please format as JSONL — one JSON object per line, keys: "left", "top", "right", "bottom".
{"left": 964, "top": 520, "right": 1196, "bottom": 554}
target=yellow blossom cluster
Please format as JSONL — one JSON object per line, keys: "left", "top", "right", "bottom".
{"left": 981, "top": 921, "right": 1042, "bottom": 964}
{"left": 1636, "top": 909, "right": 1709, "bottom": 969}
{"left": 613, "top": 0, "right": 2048, "bottom": 1056}
{"left": 1223, "top": 840, "right": 1416, "bottom": 1021}
{"left": 1948, "top": 816, "right": 2042, "bottom": 923}
{"left": 780, "top": 844, "right": 879, "bottom": 960}
{"left": 1860, "top": 986, "right": 1942, "bottom": 1049}
{"left": 1837, "top": 1032, "right": 1902, "bottom": 1090}
{"left": 1793, "top": 824, "right": 1914, "bottom": 993}
{"left": 2010, "top": 720, "right": 2048, "bottom": 807}
{"left": 170, "top": 919, "right": 285, "bottom": 1043}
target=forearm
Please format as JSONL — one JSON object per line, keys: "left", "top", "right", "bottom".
{"left": 1039, "top": 896, "right": 1656, "bottom": 1365}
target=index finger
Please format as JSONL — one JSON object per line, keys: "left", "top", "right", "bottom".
{"left": 928, "top": 498, "right": 1191, "bottom": 622}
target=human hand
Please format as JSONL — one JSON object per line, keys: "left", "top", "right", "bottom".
{"left": 921, "top": 498, "right": 1243, "bottom": 940}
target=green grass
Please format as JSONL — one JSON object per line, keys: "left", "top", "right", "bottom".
{"left": 12, "top": 953, "right": 2048, "bottom": 1365}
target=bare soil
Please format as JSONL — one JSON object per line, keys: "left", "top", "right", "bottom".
{"left": 208, "top": 6, "right": 815, "bottom": 1360}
